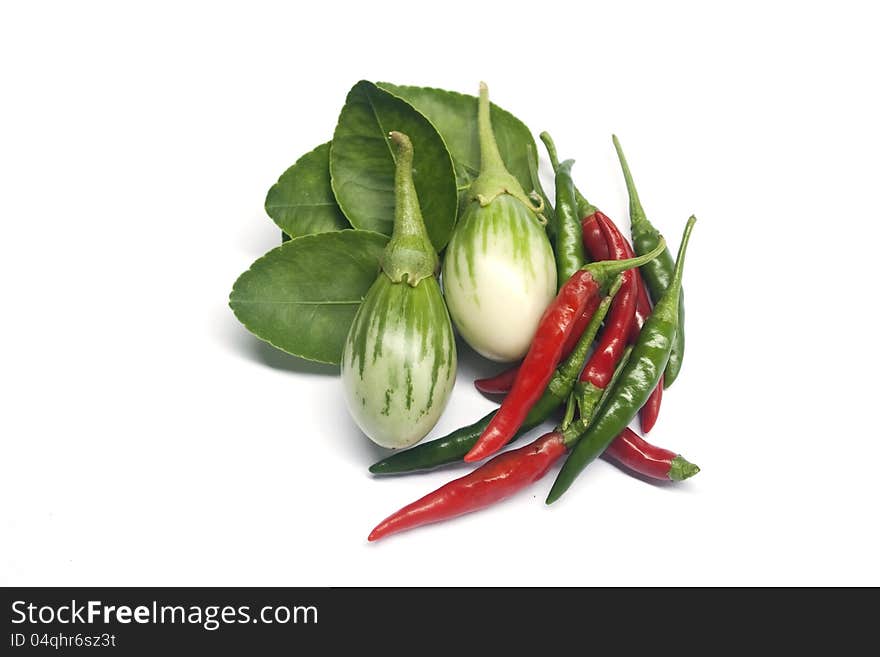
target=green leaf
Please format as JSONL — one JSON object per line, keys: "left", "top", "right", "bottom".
{"left": 377, "top": 83, "right": 537, "bottom": 195}
{"left": 330, "top": 81, "right": 458, "bottom": 252}
{"left": 229, "top": 229, "right": 389, "bottom": 365}
{"left": 265, "top": 142, "right": 350, "bottom": 238}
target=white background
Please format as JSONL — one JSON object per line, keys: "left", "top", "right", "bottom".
{"left": 2, "top": 1, "right": 878, "bottom": 586}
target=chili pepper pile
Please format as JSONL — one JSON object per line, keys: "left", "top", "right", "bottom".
{"left": 368, "top": 130, "right": 700, "bottom": 541}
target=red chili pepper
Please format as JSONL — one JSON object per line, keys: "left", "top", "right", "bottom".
{"left": 603, "top": 427, "right": 699, "bottom": 481}
{"left": 582, "top": 214, "right": 610, "bottom": 261}
{"left": 473, "top": 367, "right": 519, "bottom": 396}
{"left": 587, "top": 211, "right": 664, "bottom": 434}
{"left": 578, "top": 214, "right": 638, "bottom": 390}
{"left": 640, "top": 374, "right": 663, "bottom": 433}
{"left": 368, "top": 432, "right": 567, "bottom": 542}
{"left": 617, "top": 224, "right": 653, "bottom": 340}
{"left": 583, "top": 211, "right": 650, "bottom": 340}
{"left": 464, "top": 242, "right": 666, "bottom": 464}
{"left": 473, "top": 295, "right": 601, "bottom": 396}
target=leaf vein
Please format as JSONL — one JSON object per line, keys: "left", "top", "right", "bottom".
{"left": 364, "top": 89, "right": 396, "bottom": 164}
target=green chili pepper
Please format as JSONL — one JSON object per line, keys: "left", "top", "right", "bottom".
{"left": 613, "top": 135, "right": 686, "bottom": 388}
{"left": 546, "top": 216, "right": 696, "bottom": 504}
{"left": 553, "top": 159, "right": 587, "bottom": 287}
{"left": 369, "top": 276, "right": 623, "bottom": 475}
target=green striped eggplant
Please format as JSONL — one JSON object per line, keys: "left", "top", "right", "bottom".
{"left": 341, "top": 132, "right": 457, "bottom": 449}
{"left": 442, "top": 83, "right": 556, "bottom": 362}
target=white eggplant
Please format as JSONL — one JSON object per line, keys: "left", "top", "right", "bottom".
{"left": 341, "top": 132, "right": 456, "bottom": 449}
{"left": 442, "top": 83, "right": 556, "bottom": 362}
